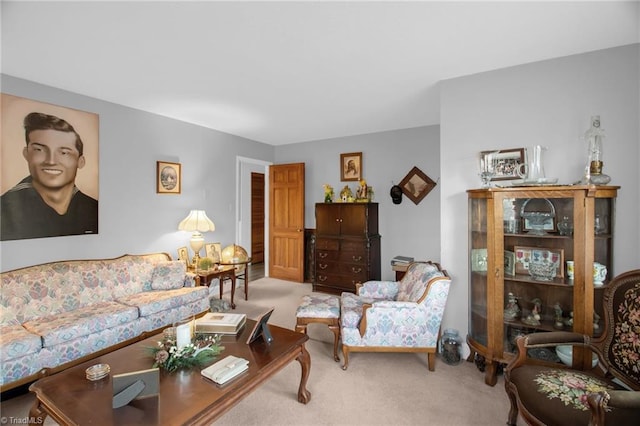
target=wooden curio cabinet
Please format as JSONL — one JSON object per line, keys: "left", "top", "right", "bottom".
{"left": 314, "top": 203, "right": 381, "bottom": 295}
{"left": 467, "top": 185, "right": 618, "bottom": 386}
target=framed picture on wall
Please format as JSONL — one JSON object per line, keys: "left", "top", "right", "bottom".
{"left": 156, "top": 161, "right": 181, "bottom": 194}
{"left": 340, "top": 152, "right": 362, "bottom": 181}
{"left": 399, "top": 166, "right": 436, "bottom": 205}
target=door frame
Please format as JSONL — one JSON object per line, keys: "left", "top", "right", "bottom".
{"left": 235, "top": 156, "right": 272, "bottom": 276}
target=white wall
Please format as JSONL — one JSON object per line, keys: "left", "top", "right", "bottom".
{"left": 440, "top": 44, "right": 640, "bottom": 356}
{"left": 275, "top": 126, "right": 442, "bottom": 280}
{"left": 0, "top": 75, "right": 274, "bottom": 271}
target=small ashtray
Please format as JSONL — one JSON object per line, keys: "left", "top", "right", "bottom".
{"left": 86, "top": 363, "right": 110, "bottom": 381}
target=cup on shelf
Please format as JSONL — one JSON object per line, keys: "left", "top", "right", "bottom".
{"left": 566, "top": 261, "right": 574, "bottom": 280}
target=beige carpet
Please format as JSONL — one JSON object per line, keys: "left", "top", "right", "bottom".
{"left": 0, "top": 277, "right": 512, "bottom": 425}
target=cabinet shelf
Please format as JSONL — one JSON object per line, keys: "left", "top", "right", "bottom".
{"left": 467, "top": 185, "right": 618, "bottom": 386}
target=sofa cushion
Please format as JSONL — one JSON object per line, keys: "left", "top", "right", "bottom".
{"left": 150, "top": 261, "right": 187, "bottom": 290}
{"left": 118, "top": 286, "right": 209, "bottom": 317}
{"left": 22, "top": 301, "right": 139, "bottom": 348}
{"left": 0, "top": 324, "right": 42, "bottom": 362}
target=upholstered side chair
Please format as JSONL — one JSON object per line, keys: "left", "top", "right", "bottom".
{"left": 504, "top": 269, "right": 640, "bottom": 426}
{"left": 340, "top": 261, "right": 452, "bottom": 371}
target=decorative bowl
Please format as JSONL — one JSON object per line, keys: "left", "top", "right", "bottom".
{"left": 528, "top": 261, "right": 556, "bottom": 281}
{"left": 555, "top": 345, "right": 598, "bottom": 368}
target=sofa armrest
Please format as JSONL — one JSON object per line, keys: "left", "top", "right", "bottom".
{"left": 357, "top": 281, "right": 398, "bottom": 300}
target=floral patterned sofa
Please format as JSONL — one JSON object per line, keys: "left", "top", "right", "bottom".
{"left": 340, "top": 261, "right": 452, "bottom": 371}
{"left": 0, "top": 253, "right": 209, "bottom": 391}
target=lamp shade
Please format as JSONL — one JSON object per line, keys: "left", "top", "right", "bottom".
{"left": 178, "top": 210, "right": 215, "bottom": 232}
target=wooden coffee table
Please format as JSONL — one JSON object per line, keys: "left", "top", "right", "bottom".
{"left": 29, "top": 321, "right": 311, "bottom": 425}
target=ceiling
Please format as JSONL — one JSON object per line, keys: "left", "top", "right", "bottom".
{"left": 2, "top": 1, "right": 638, "bottom": 146}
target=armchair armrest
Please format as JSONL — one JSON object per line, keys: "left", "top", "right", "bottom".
{"left": 507, "top": 331, "right": 594, "bottom": 372}
{"left": 356, "top": 280, "right": 398, "bottom": 300}
{"left": 588, "top": 390, "right": 640, "bottom": 426}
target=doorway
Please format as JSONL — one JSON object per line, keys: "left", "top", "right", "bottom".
{"left": 236, "top": 157, "right": 271, "bottom": 277}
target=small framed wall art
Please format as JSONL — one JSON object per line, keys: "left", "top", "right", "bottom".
{"left": 340, "top": 152, "right": 362, "bottom": 181}
{"left": 157, "top": 161, "right": 181, "bottom": 194}
{"left": 399, "top": 166, "right": 437, "bottom": 205}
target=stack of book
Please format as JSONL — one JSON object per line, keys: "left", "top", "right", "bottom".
{"left": 390, "top": 255, "right": 414, "bottom": 266}
{"left": 195, "top": 312, "right": 246, "bottom": 335}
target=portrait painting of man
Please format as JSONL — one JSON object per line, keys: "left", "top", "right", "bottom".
{"left": 1, "top": 94, "right": 99, "bottom": 241}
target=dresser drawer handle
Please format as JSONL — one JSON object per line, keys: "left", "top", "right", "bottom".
{"left": 319, "top": 252, "right": 328, "bottom": 259}
{"left": 319, "top": 263, "right": 328, "bottom": 270}
{"left": 318, "top": 275, "right": 327, "bottom": 282}
{"left": 351, "top": 267, "right": 362, "bottom": 274}
{"left": 352, "top": 255, "right": 362, "bottom": 262}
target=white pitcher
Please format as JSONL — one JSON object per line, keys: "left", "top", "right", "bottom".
{"left": 517, "top": 145, "right": 547, "bottom": 182}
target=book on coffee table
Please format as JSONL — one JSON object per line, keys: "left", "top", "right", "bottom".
{"left": 195, "top": 312, "right": 246, "bottom": 335}
{"left": 201, "top": 355, "right": 249, "bottom": 385}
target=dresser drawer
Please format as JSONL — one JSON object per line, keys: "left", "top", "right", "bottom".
{"left": 316, "top": 238, "right": 339, "bottom": 251}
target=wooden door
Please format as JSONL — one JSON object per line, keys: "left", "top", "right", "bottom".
{"left": 269, "top": 163, "right": 305, "bottom": 282}
{"left": 251, "top": 172, "right": 265, "bottom": 263}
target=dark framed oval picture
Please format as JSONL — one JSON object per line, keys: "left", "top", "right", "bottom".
{"left": 157, "top": 161, "right": 181, "bottom": 194}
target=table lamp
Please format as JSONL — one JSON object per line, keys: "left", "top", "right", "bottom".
{"left": 178, "top": 210, "right": 215, "bottom": 268}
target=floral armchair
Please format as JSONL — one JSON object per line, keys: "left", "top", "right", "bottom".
{"left": 504, "top": 269, "right": 640, "bottom": 426}
{"left": 340, "top": 261, "right": 451, "bottom": 371}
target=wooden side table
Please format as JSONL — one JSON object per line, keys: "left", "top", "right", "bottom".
{"left": 219, "top": 257, "right": 252, "bottom": 301}
{"left": 197, "top": 266, "right": 237, "bottom": 309}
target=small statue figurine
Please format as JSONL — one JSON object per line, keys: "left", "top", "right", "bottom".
{"left": 553, "top": 302, "right": 564, "bottom": 329}
{"left": 340, "top": 185, "right": 353, "bottom": 202}
{"left": 522, "top": 298, "right": 542, "bottom": 326}
{"left": 504, "top": 292, "right": 521, "bottom": 322}
{"left": 357, "top": 179, "right": 368, "bottom": 200}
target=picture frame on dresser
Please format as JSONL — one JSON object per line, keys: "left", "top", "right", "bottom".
{"left": 177, "top": 246, "right": 190, "bottom": 267}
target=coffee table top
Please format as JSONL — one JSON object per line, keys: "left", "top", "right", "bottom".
{"left": 30, "top": 321, "right": 309, "bottom": 426}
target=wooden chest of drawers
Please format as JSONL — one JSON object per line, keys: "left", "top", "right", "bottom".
{"left": 313, "top": 203, "right": 381, "bottom": 294}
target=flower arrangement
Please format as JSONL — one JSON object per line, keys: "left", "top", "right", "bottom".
{"left": 148, "top": 333, "right": 224, "bottom": 372}
{"left": 323, "top": 184, "right": 334, "bottom": 203}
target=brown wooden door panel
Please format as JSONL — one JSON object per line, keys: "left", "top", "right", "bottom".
{"left": 251, "top": 172, "right": 264, "bottom": 264}
{"left": 269, "top": 163, "right": 305, "bottom": 282}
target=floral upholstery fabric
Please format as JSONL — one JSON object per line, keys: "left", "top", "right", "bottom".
{"left": 341, "top": 264, "right": 450, "bottom": 348}
{"left": 23, "top": 301, "right": 139, "bottom": 347}
{"left": 534, "top": 370, "right": 613, "bottom": 411}
{"left": 118, "top": 286, "right": 209, "bottom": 317}
{"left": 396, "top": 262, "right": 444, "bottom": 302}
{"left": 609, "top": 281, "right": 640, "bottom": 385}
{"left": 0, "top": 253, "right": 208, "bottom": 387}
{"left": 296, "top": 294, "right": 340, "bottom": 319}
{"left": 357, "top": 281, "right": 398, "bottom": 300}
{"left": 150, "top": 260, "right": 188, "bottom": 290}
{"left": 0, "top": 324, "right": 41, "bottom": 362}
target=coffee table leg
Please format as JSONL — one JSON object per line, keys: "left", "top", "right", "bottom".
{"left": 296, "top": 344, "right": 311, "bottom": 404}
{"left": 29, "top": 399, "right": 48, "bottom": 425}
